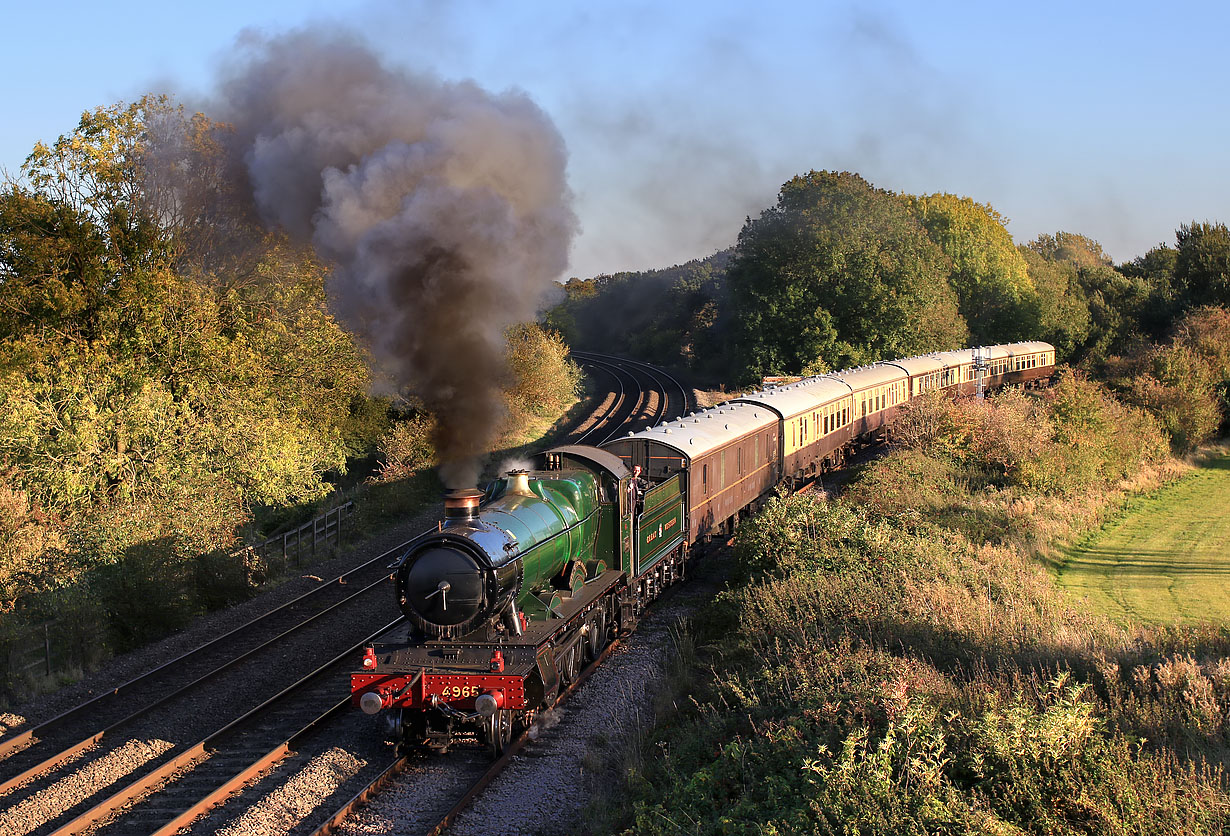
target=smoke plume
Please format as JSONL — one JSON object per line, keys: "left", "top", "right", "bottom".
{"left": 213, "top": 30, "right": 576, "bottom": 487}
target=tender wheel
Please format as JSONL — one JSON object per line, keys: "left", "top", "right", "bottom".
{"left": 486, "top": 708, "right": 513, "bottom": 757}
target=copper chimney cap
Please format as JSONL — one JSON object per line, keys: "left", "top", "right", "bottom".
{"left": 443, "top": 488, "right": 483, "bottom": 522}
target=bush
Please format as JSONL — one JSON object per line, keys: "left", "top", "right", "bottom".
{"left": 374, "top": 414, "right": 436, "bottom": 483}
{"left": 504, "top": 323, "right": 584, "bottom": 421}
{"left": 1107, "top": 305, "right": 1230, "bottom": 452}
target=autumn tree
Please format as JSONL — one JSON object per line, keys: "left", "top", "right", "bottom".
{"left": 1017, "top": 247, "right": 1091, "bottom": 358}
{"left": 1025, "top": 231, "right": 1151, "bottom": 362}
{"left": 906, "top": 193, "right": 1035, "bottom": 344}
{"left": 0, "top": 97, "right": 377, "bottom": 526}
{"left": 726, "top": 171, "right": 967, "bottom": 383}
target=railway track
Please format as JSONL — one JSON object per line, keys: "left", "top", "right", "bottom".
{"left": 0, "top": 548, "right": 407, "bottom": 836}
{"left": 0, "top": 356, "right": 679, "bottom": 835}
{"left": 568, "top": 352, "right": 689, "bottom": 444}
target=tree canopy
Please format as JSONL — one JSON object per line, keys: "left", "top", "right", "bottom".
{"left": 0, "top": 98, "right": 373, "bottom": 520}
{"left": 725, "top": 171, "right": 967, "bottom": 382}
{"left": 905, "top": 193, "right": 1035, "bottom": 345}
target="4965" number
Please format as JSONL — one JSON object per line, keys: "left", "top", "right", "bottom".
{"left": 439, "top": 685, "right": 480, "bottom": 699}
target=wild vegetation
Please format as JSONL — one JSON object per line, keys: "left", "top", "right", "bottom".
{"left": 604, "top": 377, "right": 1230, "bottom": 835}
{"left": 0, "top": 99, "right": 581, "bottom": 699}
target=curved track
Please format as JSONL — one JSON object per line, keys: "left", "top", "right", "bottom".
{"left": 567, "top": 351, "right": 690, "bottom": 445}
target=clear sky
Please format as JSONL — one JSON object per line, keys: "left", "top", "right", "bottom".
{"left": 3, "top": 0, "right": 1226, "bottom": 278}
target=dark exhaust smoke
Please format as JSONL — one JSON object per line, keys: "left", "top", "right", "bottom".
{"left": 213, "top": 30, "right": 576, "bottom": 487}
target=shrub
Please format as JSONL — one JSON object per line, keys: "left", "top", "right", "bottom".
{"left": 504, "top": 323, "right": 584, "bottom": 421}
{"left": 374, "top": 414, "right": 436, "bottom": 483}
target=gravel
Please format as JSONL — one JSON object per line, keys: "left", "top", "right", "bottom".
{"left": 214, "top": 747, "right": 368, "bottom": 836}
{"left": 0, "top": 737, "right": 173, "bottom": 836}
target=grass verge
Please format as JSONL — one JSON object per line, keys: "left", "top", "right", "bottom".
{"left": 1058, "top": 445, "right": 1230, "bottom": 625}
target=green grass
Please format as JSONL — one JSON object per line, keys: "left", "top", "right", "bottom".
{"left": 1059, "top": 449, "right": 1230, "bottom": 625}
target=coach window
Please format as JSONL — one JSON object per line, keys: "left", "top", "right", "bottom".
{"left": 702, "top": 464, "right": 709, "bottom": 495}
{"left": 737, "top": 447, "right": 744, "bottom": 476}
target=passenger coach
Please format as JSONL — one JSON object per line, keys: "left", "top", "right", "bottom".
{"left": 603, "top": 341, "right": 1056, "bottom": 545}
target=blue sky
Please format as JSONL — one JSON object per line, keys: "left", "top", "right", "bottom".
{"left": 4, "top": 0, "right": 1226, "bottom": 278}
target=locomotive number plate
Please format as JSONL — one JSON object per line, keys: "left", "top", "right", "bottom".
{"left": 440, "top": 685, "right": 481, "bottom": 699}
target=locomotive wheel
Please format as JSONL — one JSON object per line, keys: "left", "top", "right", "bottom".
{"left": 585, "top": 609, "right": 607, "bottom": 661}
{"left": 560, "top": 641, "right": 581, "bottom": 684}
{"left": 486, "top": 708, "right": 513, "bottom": 757}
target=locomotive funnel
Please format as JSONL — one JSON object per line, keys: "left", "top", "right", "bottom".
{"left": 443, "top": 488, "right": 483, "bottom": 522}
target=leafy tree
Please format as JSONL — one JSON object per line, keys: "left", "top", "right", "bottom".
{"left": 1028, "top": 232, "right": 1112, "bottom": 269}
{"left": 1120, "top": 244, "right": 1180, "bottom": 339}
{"left": 726, "top": 171, "right": 967, "bottom": 383}
{"left": 1017, "top": 248, "right": 1091, "bottom": 359}
{"left": 0, "top": 99, "right": 378, "bottom": 521}
{"left": 1175, "top": 221, "right": 1230, "bottom": 309}
{"left": 1025, "top": 231, "right": 1150, "bottom": 363}
{"left": 907, "top": 194, "right": 1035, "bottom": 344}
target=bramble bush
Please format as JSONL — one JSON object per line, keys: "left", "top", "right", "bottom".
{"left": 1107, "top": 306, "right": 1230, "bottom": 452}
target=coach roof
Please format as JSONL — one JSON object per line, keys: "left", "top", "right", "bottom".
{"left": 613, "top": 402, "right": 776, "bottom": 460}
{"left": 731, "top": 376, "right": 851, "bottom": 419}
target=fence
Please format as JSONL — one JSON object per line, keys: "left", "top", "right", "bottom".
{"left": 249, "top": 501, "right": 356, "bottom": 569}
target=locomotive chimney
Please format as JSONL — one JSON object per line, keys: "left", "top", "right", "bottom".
{"left": 443, "top": 488, "right": 483, "bottom": 523}
{"left": 506, "top": 469, "right": 534, "bottom": 497}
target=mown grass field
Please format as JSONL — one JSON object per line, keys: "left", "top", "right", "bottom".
{"left": 1059, "top": 448, "right": 1230, "bottom": 625}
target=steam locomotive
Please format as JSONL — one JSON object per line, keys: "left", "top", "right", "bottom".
{"left": 350, "top": 342, "right": 1056, "bottom": 754}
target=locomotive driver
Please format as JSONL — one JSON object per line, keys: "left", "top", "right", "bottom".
{"left": 628, "top": 465, "right": 646, "bottom": 516}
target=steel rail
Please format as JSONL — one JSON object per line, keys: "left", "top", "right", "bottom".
{"left": 146, "top": 698, "right": 352, "bottom": 836}
{"left": 573, "top": 355, "right": 627, "bottom": 432}
{"left": 47, "top": 618, "right": 404, "bottom": 836}
{"left": 590, "top": 352, "right": 690, "bottom": 424}
{"left": 569, "top": 353, "right": 632, "bottom": 446}
{"left": 615, "top": 354, "right": 692, "bottom": 422}
{"left": 572, "top": 351, "right": 689, "bottom": 439}
{"left": 0, "top": 537, "right": 412, "bottom": 766}
{"left": 0, "top": 571, "right": 394, "bottom": 798}
{"left": 571, "top": 352, "right": 662, "bottom": 443}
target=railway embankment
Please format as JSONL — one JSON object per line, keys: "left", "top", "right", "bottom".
{"left": 596, "top": 374, "right": 1230, "bottom": 835}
